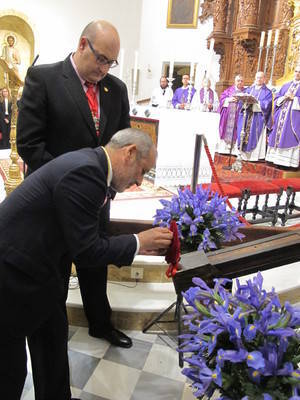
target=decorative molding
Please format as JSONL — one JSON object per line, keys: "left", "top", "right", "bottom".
{"left": 240, "top": 38, "right": 257, "bottom": 54}
{"left": 213, "top": 0, "right": 228, "bottom": 33}
{"left": 237, "top": 0, "right": 259, "bottom": 28}
{"left": 199, "top": 0, "right": 214, "bottom": 23}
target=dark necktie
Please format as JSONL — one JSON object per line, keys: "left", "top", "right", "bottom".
{"left": 85, "top": 82, "right": 100, "bottom": 136}
{"left": 163, "top": 89, "right": 166, "bottom": 95}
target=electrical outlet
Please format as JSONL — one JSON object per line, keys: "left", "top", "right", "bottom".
{"left": 131, "top": 267, "right": 144, "bottom": 280}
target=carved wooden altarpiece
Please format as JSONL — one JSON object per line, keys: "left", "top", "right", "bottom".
{"left": 200, "top": 0, "right": 296, "bottom": 95}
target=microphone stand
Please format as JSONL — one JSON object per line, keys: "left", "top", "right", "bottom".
{"left": 222, "top": 130, "right": 235, "bottom": 170}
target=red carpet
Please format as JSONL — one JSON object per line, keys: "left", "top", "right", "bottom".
{"left": 213, "top": 153, "right": 300, "bottom": 183}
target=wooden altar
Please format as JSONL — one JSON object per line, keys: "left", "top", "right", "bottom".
{"left": 199, "top": 0, "right": 298, "bottom": 95}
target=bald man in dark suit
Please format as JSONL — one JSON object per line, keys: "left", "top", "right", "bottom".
{"left": 17, "top": 21, "right": 133, "bottom": 351}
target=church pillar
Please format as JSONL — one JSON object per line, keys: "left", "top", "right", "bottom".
{"left": 277, "top": 0, "right": 299, "bottom": 84}
{"left": 237, "top": 0, "right": 260, "bottom": 29}
{"left": 212, "top": 0, "right": 228, "bottom": 34}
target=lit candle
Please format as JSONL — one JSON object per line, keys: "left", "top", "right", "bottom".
{"left": 133, "top": 50, "right": 138, "bottom": 84}
{"left": 259, "top": 31, "right": 265, "bottom": 48}
{"left": 169, "top": 60, "right": 174, "bottom": 78}
{"left": 190, "top": 62, "right": 195, "bottom": 79}
{"left": 274, "top": 29, "right": 280, "bottom": 46}
{"left": 119, "top": 48, "right": 124, "bottom": 80}
{"left": 267, "top": 30, "right": 272, "bottom": 47}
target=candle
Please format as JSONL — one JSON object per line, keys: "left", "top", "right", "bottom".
{"left": 259, "top": 31, "right": 265, "bottom": 48}
{"left": 209, "top": 38, "right": 215, "bottom": 51}
{"left": 267, "top": 30, "right": 272, "bottom": 47}
{"left": 119, "top": 48, "right": 124, "bottom": 80}
{"left": 274, "top": 29, "right": 280, "bottom": 46}
{"left": 133, "top": 50, "right": 138, "bottom": 84}
{"left": 169, "top": 60, "right": 174, "bottom": 78}
{"left": 190, "top": 62, "right": 195, "bottom": 79}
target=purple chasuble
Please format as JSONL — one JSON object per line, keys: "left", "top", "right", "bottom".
{"left": 268, "top": 81, "right": 300, "bottom": 149}
{"left": 237, "top": 84, "right": 273, "bottom": 152}
{"left": 200, "top": 88, "right": 214, "bottom": 112}
{"left": 218, "top": 85, "right": 245, "bottom": 144}
{"left": 172, "top": 86, "right": 196, "bottom": 108}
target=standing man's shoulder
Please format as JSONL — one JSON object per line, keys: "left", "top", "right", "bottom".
{"left": 101, "top": 73, "right": 128, "bottom": 92}
{"left": 26, "top": 59, "right": 65, "bottom": 80}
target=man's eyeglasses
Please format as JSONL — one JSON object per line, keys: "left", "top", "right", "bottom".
{"left": 86, "top": 38, "right": 118, "bottom": 68}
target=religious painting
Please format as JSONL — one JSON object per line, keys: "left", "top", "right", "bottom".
{"left": 167, "top": 0, "right": 200, "bottom": 28}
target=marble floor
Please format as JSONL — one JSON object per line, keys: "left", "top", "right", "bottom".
{"left": 21, "top": 327, "right": 196, "bottom": 400}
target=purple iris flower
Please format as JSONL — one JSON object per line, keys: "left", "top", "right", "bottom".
{"left": 246, "top": 351, "right": 265, "bottom": 369}
{"left": 153, "top": 186, "right": 244, "bottom": 252}
{"left": 277, "top": 362, "right": 294, "bottom": 376}
{"left": 217, "top": 349, "right": 247, "bottom": 365}
{"left": 263, "top": 394, "right": 273, "bottom": 400}
{"left": 243, "top": 323, "right": 257, "bottom": 341}
{"left": 248, "top": 368, "right": 261, "bottom": 383}
{"left": 199, "top": 364, "right": 222, "bottom": 387}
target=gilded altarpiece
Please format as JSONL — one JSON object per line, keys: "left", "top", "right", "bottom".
{"left": 199, "top": 0, "right": 297, "bottom": 95}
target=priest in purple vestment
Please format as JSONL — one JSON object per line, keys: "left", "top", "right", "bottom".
{"left": 191, "top": 77, "right": 219, "bottom": 112}
{"left": 172, "top": 74, "right": 196, "bottom": 110}
{"left": 237, "top": 71, "right": 273, "bottom": 161}
{"left": 216, "top": 75, "right": 244, "bottom": 154}
{"left": 266, "top": 66, "right": 300, "bottom": 168}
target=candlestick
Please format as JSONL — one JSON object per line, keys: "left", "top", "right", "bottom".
{"left": 274, "top": 29, "right": 280, "bottom": 47}
{"left": 119, "top": 48, "right": 124, "bottom": 80}
{"left": 267, "top": 30, "right": 272, "bottom": 47}
{"left": 190, "top": 62, "right": 195, "bottom": 79}
{"left": 259, "top": 31, "right": 265, "bottom": 48}
{"left": 133, "top": 51, "right": 138, "bottom": 84}
{"left": 169, "top": 60, "right": 174, "bottom": 78}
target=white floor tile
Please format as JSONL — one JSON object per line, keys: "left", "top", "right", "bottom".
{"left": 124, "top": 330, "right": 158, "bottom": 344}
{"left": 84, "top": 359, "right": 141, "bottom": 400}
{"left": 68, "top": 327, "right": 110, "bottom": 358}
{"left": 181, "top": 384, "right": 196, "bottom": 400}
{"left": 71, "top": 386, "right": 82, "bottom": 397}
{"left": 143, "top": 343, "right": 186, "bottom": 383}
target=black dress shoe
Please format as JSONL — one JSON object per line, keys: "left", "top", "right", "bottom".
{"left": 89, "top": 327, "right": 133, "bottom": 348}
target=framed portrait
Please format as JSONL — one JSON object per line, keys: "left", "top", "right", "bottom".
{"left": 167, "top": 0, "right": 200, "bottom": 29}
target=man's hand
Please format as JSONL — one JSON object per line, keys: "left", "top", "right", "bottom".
{"left": 137, "top": 227, "right": 173, "bottom": 255}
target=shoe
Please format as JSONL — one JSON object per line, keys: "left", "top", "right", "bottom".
{"left": 89, "top": 327, "right": 133, "bottom": 348}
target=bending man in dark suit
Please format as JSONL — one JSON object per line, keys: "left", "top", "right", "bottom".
{"left": 0, "top": 128, "right": 173, "bottom": 400}
{"left": 17, "top": 20, "right": 133, "bottom": 348}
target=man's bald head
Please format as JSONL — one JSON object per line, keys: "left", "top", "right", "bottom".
{"left": 73, "top": 20, "right": 120, "bottom": 84}
{"left": 80, "top": 20, "right": 120, "bottom": 55}
{"left": 255, "top": 71, "right": 265, "bottom": 86}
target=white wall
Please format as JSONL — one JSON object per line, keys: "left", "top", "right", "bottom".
{"left": 0, "top": 0, "right": 142, "bottom": 87}
{"left": 136, "top": 0, "right": 219, "bottom": 101}
{"left": 0, "top": 0, "right": 220, "bottom": 99}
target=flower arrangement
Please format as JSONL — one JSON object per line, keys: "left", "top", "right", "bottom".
{"left": 180, "top": 272, "right": 300, "bottom": 400}
{"left": 153, "top": 186, "right": 244, "bottom": 253}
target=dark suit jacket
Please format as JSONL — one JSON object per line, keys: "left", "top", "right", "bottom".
{"left": 0, "top": 100, "right": 12, "bottom": 148}
{"left": 16, "top": 55, "right": 130, "bottom": 172}
{"left": 0, "top": 147, "right": 136, "bottom": 337}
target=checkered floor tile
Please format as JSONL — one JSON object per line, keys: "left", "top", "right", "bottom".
{"left": 21, "top": 326, "right": 195, "bottom": 400}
